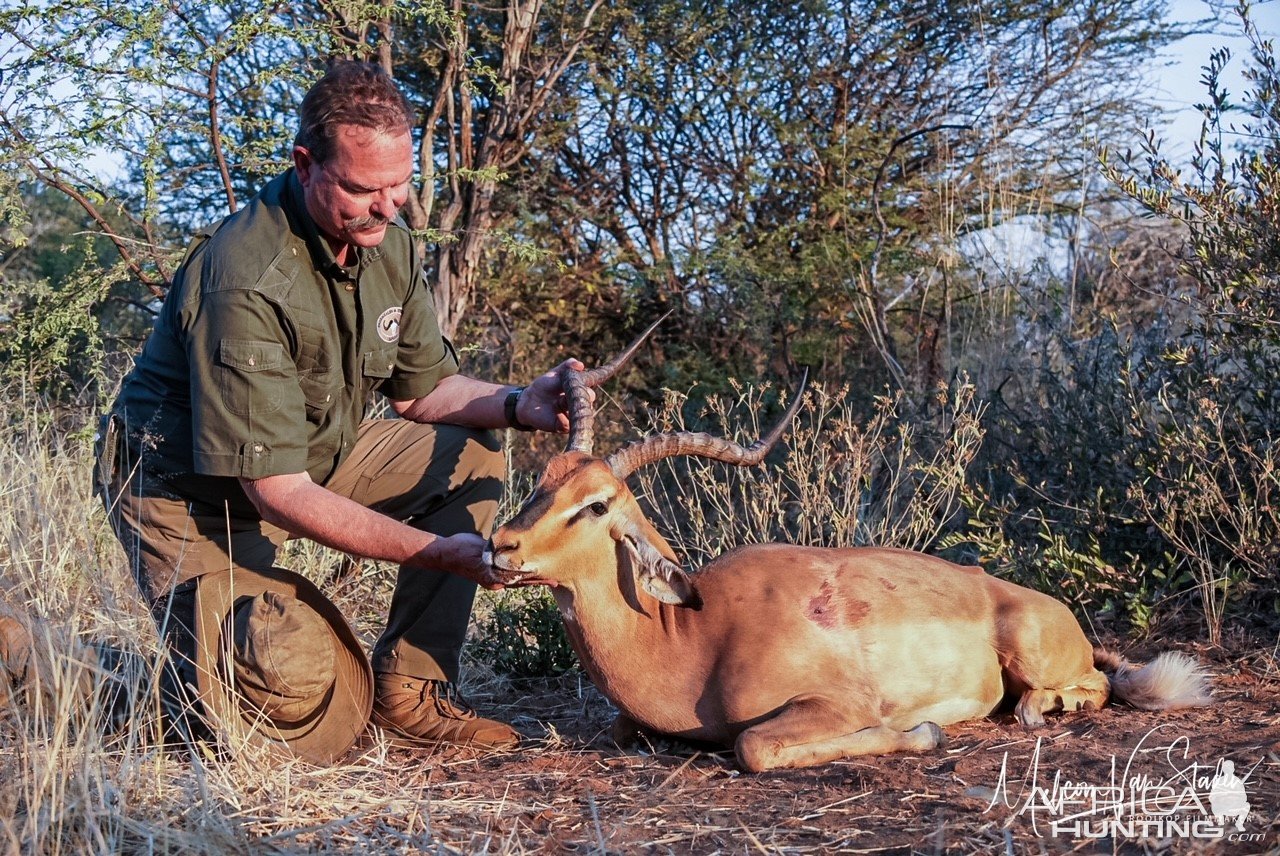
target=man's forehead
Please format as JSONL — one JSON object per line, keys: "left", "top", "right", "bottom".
{"left": 326, "top": 126, "right": 413, "bottom": 175}
{"left": 334, "top": 123, "right": 408, "bottom": 145}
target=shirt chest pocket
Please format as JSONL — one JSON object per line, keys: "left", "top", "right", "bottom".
{"left": 288, "top": 312, "right": 340, "bottom": 419}
{"left": 298, "top": 368, "right": 338, "bottom": 421}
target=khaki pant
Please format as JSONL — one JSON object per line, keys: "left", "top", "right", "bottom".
{"left": 99, "top": 419, "right": 505, "bottom": 685}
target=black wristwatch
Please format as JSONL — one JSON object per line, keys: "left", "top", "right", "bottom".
{"left": 505, "top": 386, "right": 535, "bottom": 431}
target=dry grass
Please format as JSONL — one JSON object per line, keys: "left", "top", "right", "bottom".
{"left": 631, "top": 379, "right": 984, "bottom": 564}
{"left": 2, "top": 391, "right": 1277, "bottom": 855}
{"left": 0, "top": 395, "right": 481, "bottom": 853}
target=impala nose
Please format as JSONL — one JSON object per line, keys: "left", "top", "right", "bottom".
{"left": 485, "top": 534, "right": 519, "bottom": 570}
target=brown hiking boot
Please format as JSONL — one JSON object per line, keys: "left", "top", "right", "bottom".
{"left": 372, "top": 673, "right": 519, "bottom": 750}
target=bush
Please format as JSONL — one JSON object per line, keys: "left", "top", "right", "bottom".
{"left": 963, "top": 3, "right": 1280, "bottom": 641}
{"left": 469, "top": 588, "right": 578, "bottom": 678}
{"left": 633, "top": 378, "right": 984, "bottom": 563}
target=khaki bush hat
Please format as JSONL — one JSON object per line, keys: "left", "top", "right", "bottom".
{"left": 192, "top": 566, "right": 373, "bottom": 765}
{"left": 0, "top": 613, "right": 33, "bottom": 711}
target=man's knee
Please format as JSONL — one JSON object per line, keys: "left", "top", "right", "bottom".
{"left": 450, "top": 425, "right": 505, "bottom": 486}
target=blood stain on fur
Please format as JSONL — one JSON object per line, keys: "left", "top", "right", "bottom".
{"left": 844, "top": 597, "right": 871, "bottom": 624}
{"left": 806, "top": 580, "right": 838, "bottom": 629}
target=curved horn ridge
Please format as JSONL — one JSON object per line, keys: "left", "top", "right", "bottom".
{"left": 563, "top": 366, "right": 597, "bottom": 454}
{"left": 577, "top": 311, "right": 673, "bottom": 389}
{"left": 606, "top": 367, "right": 811, "bottom": 480}
{"left": 563, "top": 311, "right": 675, "bottom": 455}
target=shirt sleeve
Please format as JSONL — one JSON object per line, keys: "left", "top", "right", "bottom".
{"left": 185, "top": 287, "right": 310, "bottom": 479}
{"left": 380, "top": 252, "right": 459, "bottom": 402}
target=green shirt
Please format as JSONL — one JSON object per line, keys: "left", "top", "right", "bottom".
{"left": 114, "top": 169, "right": 457, "bottom": 512}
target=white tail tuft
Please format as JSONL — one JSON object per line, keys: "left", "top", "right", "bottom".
{"left": 1095, "top": 649, "right": 1213, "bottom": 711}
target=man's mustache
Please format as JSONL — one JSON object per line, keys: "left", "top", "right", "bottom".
{"left": 344, "top": 215, "right": 390, "bottom": 231}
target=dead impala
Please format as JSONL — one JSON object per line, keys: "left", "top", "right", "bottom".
{"left": 484, "top": 325, "right": 1212, "bottom": 772}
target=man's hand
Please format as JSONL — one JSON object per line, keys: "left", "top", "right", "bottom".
{"left": 240, "top": 473, "right": 506, "bottom": 587}
{"left": 416, "top": 533, "right": 506, "bottom": 590}
{"left": 391, "top": 363, "right": 592, "bottom": 432}
{"left": 516, "top": 358, "right": 592, "bottom": 434}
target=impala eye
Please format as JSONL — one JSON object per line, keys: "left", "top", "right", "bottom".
{"left": 588, "top": 501, "right": 608, "bottom": 517}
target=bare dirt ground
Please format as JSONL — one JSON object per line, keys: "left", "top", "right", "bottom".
{"left": 389, "top": 632, "right": 1279, "bottom": 855}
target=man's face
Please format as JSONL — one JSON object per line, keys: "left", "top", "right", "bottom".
{"left": 293, "top": 124, "right": 413, "bottom": 255}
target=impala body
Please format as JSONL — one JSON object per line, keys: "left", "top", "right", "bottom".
{"left": 486, "top": 328, "right": 1211, "bottom": 771}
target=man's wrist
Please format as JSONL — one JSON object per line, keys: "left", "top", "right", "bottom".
{"left": 504, "top": 386, "right": 535, "bottom": 431}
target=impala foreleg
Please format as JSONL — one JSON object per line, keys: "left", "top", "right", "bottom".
{"left": 734, "top": 694, "right": 945, "bottom": 772}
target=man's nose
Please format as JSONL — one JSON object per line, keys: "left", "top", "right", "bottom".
{"left": 371, "top": 187, "right": 403, "bottom": 219}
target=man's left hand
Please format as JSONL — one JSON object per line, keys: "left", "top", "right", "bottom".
{"left": 516, "top": 359, "right": 593, "bottom": 434}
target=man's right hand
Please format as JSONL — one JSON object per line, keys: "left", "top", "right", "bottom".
{"left": 417, "top": 533, "right": 506, "bottom": 590}
{"left": 240, "top": 472, "right": 504, "bottom": 588}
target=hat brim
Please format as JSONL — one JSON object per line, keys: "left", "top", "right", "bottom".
{"left": 192, "top": 566, "right": 372, "bottom": 765}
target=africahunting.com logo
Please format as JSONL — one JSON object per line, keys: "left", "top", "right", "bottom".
{"left": 982, "top": 726, "right": 1264, "bottom": 844}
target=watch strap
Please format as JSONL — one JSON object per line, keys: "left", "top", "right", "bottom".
{"left": 505, "top": 386, "right": 534, "bottom": 431}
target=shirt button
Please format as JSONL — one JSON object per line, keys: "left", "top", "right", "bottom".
{"left": 248, "top": 356, "right": 256, "bottom": 366}
{"left": 325, "top": 394, "right": 332, "bottom": 402}
{"left": 387, "top": 363, "right": 394, "bottom": 371}
{"left": 253, "top": 443, "right": 263, "bottom": 453}
{"left": 345, "top": 284, "right": 355, "bottom": 292}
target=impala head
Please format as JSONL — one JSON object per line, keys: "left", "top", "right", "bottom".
{"left": 486, "top": 451, "right": 698, "bottom": 606}
{"left": 485, "top": 316, "right": 809, "bottom": 610}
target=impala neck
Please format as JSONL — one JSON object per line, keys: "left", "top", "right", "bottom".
{"left": 550, "top": 554, "right": 693, "bottom": 713}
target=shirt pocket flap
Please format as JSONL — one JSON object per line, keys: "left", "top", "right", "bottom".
{"left": 220, "top": 339, "right": 284, "bottom": 372}
{"left": 362, "top": 349, "right": 397, "bottom": 379}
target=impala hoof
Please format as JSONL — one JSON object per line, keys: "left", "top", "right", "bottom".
{"left": 911, "top": 721, "right": 946, "bottom": 749}
{"left": 1016, "top": 712, "right": 1046, "bottom": 729}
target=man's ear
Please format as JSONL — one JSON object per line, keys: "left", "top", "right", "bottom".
{"left": 292, "top": 146, "right": 315, "bottom": 187}
{"left": 617, "top": 525, "right": 701, "bottom": 609}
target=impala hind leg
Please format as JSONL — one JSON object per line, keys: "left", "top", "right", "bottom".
{"left": 994, "top": 584, "right": 1113, "bottom": 728}
{"left": 1014, "top": 670, "right": 1110, "bottom": 728}
{"left": 734, "top": 694, "right": 945, "bottom": 772}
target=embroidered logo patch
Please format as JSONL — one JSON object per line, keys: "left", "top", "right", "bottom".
{"left": 376, "top": 306, "right": 403, "bottom": 343}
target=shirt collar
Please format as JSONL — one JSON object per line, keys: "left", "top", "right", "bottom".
{"left": 283, "top": 169, "right": 371, "bottom": 278}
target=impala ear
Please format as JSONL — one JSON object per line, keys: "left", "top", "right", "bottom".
{"left": 640, "top": 567, "right": 700, "bottom": 608}
{"left": 616, "top": 524, "right": 702, "bottom": 609}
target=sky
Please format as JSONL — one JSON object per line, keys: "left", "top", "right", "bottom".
{"left": 1156, "top": 0, "right": 1278, "bottom": 163}
{"left": 6, "top": 1, "right": 1274, "bottom": 192}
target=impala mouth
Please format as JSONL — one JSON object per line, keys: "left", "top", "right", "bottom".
{"left": 481, "top": 545, "right": 537, "bottom": 583}
{"left": 483, "top": 546, "right": 548, "bottom": 587}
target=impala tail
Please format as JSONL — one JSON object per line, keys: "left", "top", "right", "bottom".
{"left": 1094, "top": 648, "right": 1213, "bottom": 710}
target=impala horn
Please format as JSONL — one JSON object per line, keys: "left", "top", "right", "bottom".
{"left": 563, "top": 312, "right": 672, "bottom": 455}
{"left": 604, "top": 367, "right": 810, "bottom": 481}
